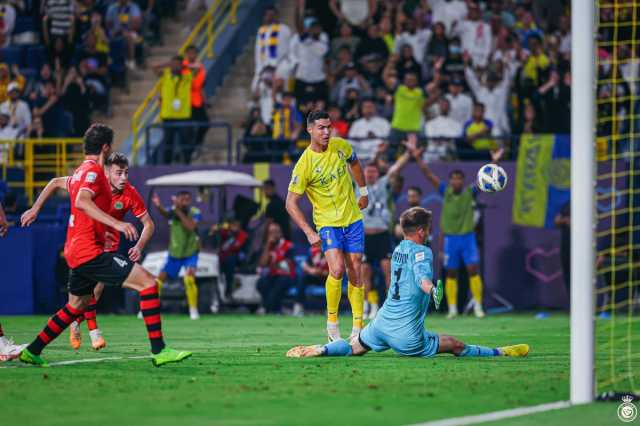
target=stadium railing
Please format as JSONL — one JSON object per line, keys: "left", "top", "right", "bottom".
{"left": 238, "top": 135, "right": 520, "bottom": 163}
{"left": 0, "top": 138, "right": 84, "bottom": 204}
{"left": 144, "top": 120, "right": 233, "bottom": 164}
{"left": 130, "top": 0, "right": 239, "bottom": 164}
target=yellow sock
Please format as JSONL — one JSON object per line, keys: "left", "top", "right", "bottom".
{"left": 184, "top": 275, "right": 198, "bottom": 309}
{"left": 347, "top": 282, "right": 364, "bottom": 329}
{"left": 367, "top": 289, "right": 379, "bottom": 305}
{"left": 155, "top": 278, "right": 164, "bottom": 296}
{"left": 325, "top": 274, "right": 342, "bottom": 324}
{"left": 445, "top": 277, "right": 458, "bottom": 310}
{"left": 470, "top": 275, "right": 484, "bottom": 305}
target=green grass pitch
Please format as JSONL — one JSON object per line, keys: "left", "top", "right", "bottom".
{"left": 0, "top": 314, "right": 622, "bottom": 425}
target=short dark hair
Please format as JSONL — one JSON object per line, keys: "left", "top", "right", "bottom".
{"left": 177, "top": 190, "right": 192, "bottom": 197}
{"left": 449, "top": 169, "right": 465, "bottom": 179}
{"left": 473, "top": 101, "right": 485, "bottom": 110}
{"left": 307, "top": 110, "right": 330, "bottom": 127}
{"left": 408, "top": 186, "right": 422, "bottom": 195}
{"left": 263, "top": 179, "right": 275, "bottom": 187}
{"left": 106, "top": 152, "right": 129, "bottom": 168}
{"left": 83, "top": 123, "right": 114, "bottom": 155}
{"left": 400, "top": 207, "right": 432, "bottom": 235}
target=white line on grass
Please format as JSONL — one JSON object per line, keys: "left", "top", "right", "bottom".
{"left": 408, "top": 401, "right": 571, "bottom": 426}
{"left": 0, "top": 355, "right": 151, "bottom": 368}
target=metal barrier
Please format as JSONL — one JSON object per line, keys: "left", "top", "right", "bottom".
{"left": 130, "top": 0, "right": 239, "bottom": 164}
{"left": 239, "top": 135, "right": 519, "bottom": 164}
{"left": 144, "top": 121, "right": 232, "bottom": 164}
{"left": 0, "top": 138, "right": 84, "bottom": 204}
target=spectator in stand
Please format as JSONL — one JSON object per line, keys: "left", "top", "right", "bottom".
{"left": 74, "top": 0, "right": 94, "bottom": 43}
{"left": 513, "top": 101, "right": 541, "bottom": 135}
{"left": 388, "top": 71, "right": 425, "bottom": 156}
{"left": 327, "top": 45, "right": 353, "bottom": 87}
{"left": 446, "top": 77, "right": 472, "bottom": 127}
{"left": 0, "top": 111, "right": 19, "bottom": 147}
{"left": 294, "top": 245, "right": 329, "bottom": 317}
{"left": 26, "top": 116, "right": 45, "bottom": 139}
{"left": 210, "top": 218, "right": 248, "bottom": 301}
{"left": 556, "top": 14, "right": 571, "bottom": 60}
{"left": 394, "top": 16, "right": 432, "bottom": 66}
{"left": 0, "top": 0, "right": 16, "bottom": 48}
{"left": 515, "top": 10, "right": 543, "bottom": 49}
{"left": 183, "top": 45, "right": 208, "bottom": 157}
{"left": 332, "top": 62, "right": 371, "bottom": 107}
{"left": 452, "top": 2, "right": 492, "bottom": 68}
{"left": 329, "top": 0, "right": 376, "bottom": 30}
{"left": 463, "top": 102, "right": 495, "bottom": 152}
{"left": 354, "top": 24, "right": 389, "bottom": 65}
{"left": 464, "top": 52, "right": 517, "bottom": 137}
{"left": 423, "top": 98, "right": 461, "bottom": 162}
{"left": 394, "top": 45, "right": 421, "bottom": 83}
{"left": 272, "top": 91, "right": 302, "bottom": 141}
{"left": 256, "top": 222, "right": 295, "bottom": 315}
{"left": 244, "top": 106, "right": 268, "bottom": 138}
{"left": 290, "top": 17, "right": 329, "bottom": 105}
{"left": 106, "top": 0, "right": 142, "bottom": 70}
{"left": 253, "top": 6, "right": 291, "bottom": 89}
{"left": 424, "top": 22, "right": 448, "bottom": 80}
{"left": 88, "top": 11, "right": 110, "bottom": 54}
{"left": 328, "top": 104, "right": 349, "bottom": 137}
{"left": 61, "top": 67, "right": 91, "bottom": 136}
{"left": 262, "top": 178, "right": 290, "bottom": 240}
{"left": 537, "top": 70, "right": 571, "bottom": 133}
{"left": 349, "top": 98, "right": 390, "bottom": 162}
{"left": 32, "top": 80, "right": 65, "bottom": 137}
{"left": 442, "top": 36, "right": 465, "bottom": 76}
{"left": 341, "top": 87, "right": 361, "bottom": 123}
{"left": 0, "top": 64, "right": 24, "bottom": 104}
{"left": 428, "top": 0, "right": 467, "bottom": 36}
{"left": 153, "top": 55, "right": 193, "bottom": 164}
{"left": 521, "top": 34, "right": 550, "bottom": 90}
{"left": 76, "top": 31, "right": 109, "bottom": 111}
{"left": 359, "top": 54, "right": 385, "bottom": 91}
{"left": 43, "top": 0, "right": 76, "bottom": 75}
{"left": 330, "top": 21, "right": 360, "bottom": 59}
{"left": 379, "top": 15, "right": 395, "bottom": 54}
{"left": 0, "top": 82, "right": 30, "bottom": 136}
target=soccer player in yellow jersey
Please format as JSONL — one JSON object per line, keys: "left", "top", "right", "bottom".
{"left": 287, "top": 110, "right": 369, "bottom": 342}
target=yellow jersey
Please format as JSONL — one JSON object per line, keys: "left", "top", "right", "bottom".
{"left": 288, "top": 137, "right": 362, "bottom": 229}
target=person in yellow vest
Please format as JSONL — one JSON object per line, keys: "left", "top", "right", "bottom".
{"left": 272, "top": 91, "right": 302, "bottom": 141}
{"left": 153, "top": 55, "right": 193, "bottom": 164}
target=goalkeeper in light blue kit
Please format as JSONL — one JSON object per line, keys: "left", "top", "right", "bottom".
{"left": 287, "top": 207, "right": 529, "bottom": 359}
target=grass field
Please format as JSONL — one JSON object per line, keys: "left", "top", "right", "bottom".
{"left": 0, "top": 314, "right": 623, "bottom": 425}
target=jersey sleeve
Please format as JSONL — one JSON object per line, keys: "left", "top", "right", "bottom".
{"left": 438, "top": 182, "right": 447, "bottom": 196}
{"left": 129, "top": 186, "right": 148, "bottom": 218}
{"left": 412, "top": 248, "right": 433, "bottom": 288}
{"left": 288, "top": 157, "right": 308, "bottom": 195}
{"left": 335, "top": 137, "right": 356, "bottom": 163}
{"left": 78, "top": 166, "right": 104, "bottom": 196}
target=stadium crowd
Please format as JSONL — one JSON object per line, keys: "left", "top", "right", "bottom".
{"left": 244, "top": 0, "right": 572, "bottom": 163}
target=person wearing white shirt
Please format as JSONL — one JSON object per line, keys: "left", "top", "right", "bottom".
{"left": 329, "top": 0, "right": 376, "bottom": 27}
{"left": 290, "top": 17, "right": 329, "bottom": 104}
{"left": 348, "top": 98, "right": 390, "bottom": 162}
{"left": 445, "top": 78, "right": 473, "bottom": 127}
{"left": 452, "top": 3, "right": 492, "bottom": 68}
{"left": 0, "top": 111, "right": 20, "bottom": 163}
{"left": 464, "top": 56, "right": 518, "bottom": 137}
{"left": 253, "top": 7, "right": 292, "bottom": 89}
{"left": 0, "top": 2, "right": 16, "bottom": 48}
{"left": 0, "top": 82, "right": 31, "bottom": 136}
{"left": 429, "top": 0, "right": 468, "bottom": 36}
{"left": 423, "top": 98, "right": 461, "bottom": 162}
{"left": 394, "top": 18, "right": 432, "bottom": 65}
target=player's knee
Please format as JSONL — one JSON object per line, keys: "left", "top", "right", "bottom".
{"left": 446, "top": 269, "right": 457, "bottom": 279}
{"left": 467, "top": 264, "right": 479, "bottom": 276}
{"left": 69, "top": 295, "right": 91, "bottom": 311}
{"left": 329, "top": 265, "right": 345, "bottom": 279}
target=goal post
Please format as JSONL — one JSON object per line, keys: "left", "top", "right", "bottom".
{"left": 570, "top": 0, "right": 596, "bottom": 405}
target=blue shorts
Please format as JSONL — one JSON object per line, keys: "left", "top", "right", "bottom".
{"left": 319, "top": 219, "right": 364, "bottom": 254}
{"left": 443, "top": 233, "right": 479, "bottom": 270}
{"left": 359, "top": 322, "right": 440, "bottom": 358}
{"left": 162, "top": 253, "right": 199, "bottom": 279}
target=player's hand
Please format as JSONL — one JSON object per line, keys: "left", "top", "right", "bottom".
{"left": 128, "top": 246, "right": 142, "bottom": 262}
{"left": 115, "top": 221, "right": 139, "bottom": 241}
{"left": 358, "top": 195, "right": 369, "bottom": 210}
{"left": 151, "top": 193, "right": 161, "bottom": 208}
{"left": 490, "top": 147, "right": 504, "bottom": 163}
{"left": 306, "top": 231, "right": 321, "bottom": 248}
{"left": 20, "top": 208, "right": 38, "bottom": 227}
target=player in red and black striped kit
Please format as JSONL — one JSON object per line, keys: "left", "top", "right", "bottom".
{"left": 18, "top": 124, "right": 191, "bottom": 367}
{"left": 22, "top": 152, "right": 155, "bottom": 351}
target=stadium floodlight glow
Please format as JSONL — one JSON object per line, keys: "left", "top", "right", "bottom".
{"left": 570, "top": 0, "right": 595, "bottom": 405}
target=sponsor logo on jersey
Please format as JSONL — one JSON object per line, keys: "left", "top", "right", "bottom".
{"left": 415, "top": 251, "right": 425, "bottom": 262}
{"left": 114, "top": 201, "right": 124, "bottom": 210}
{"left": 86, "top": 171, "right": 97, "bottom": 183}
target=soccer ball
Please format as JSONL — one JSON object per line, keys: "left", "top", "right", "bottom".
{"left": 477, "top": 163, "right": 508, "bottom": 193}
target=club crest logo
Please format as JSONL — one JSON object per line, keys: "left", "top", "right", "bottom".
{"left": 114, "top": 201, "right": 124, "bottom": 210}
{"left": 618, "top": 395, "right": 638, "bottom": 423}
{"left": 337, "top": 150, "right": 345, "bottom": 160}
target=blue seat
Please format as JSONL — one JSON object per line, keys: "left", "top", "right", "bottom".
{"left": 0, "top": 46, "right": 24, "bottom": 67}
{"left": 25, "top": 45, "right": 46, "bottom": 71}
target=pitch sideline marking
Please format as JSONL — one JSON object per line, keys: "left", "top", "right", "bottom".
{"left": 408, "top": 400, "right": 572, "bottom": 426}
{"left": 0, "top": 355, "right": 151, "bottom": 368}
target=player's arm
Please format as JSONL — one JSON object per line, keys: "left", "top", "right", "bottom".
{"left": 128, "top": 212, "right": 155, "bottom": 262}
{"left": 413, "top": 153, "right": 441, "bottom": 189}
{"left": 151, "top": 193, "right": 170, "bottom": 218}
{"left": 347, "top": 156, "right": 369, "bottom": 210}
{"left": 0, "top": 204, "right": 8, "bottom": 237}
{"left": 75, "top": 190, "right": 138, "bottom": 241}
{"left": 21, "top": 176, "right": 69, "bottom": 227}
{"left": 172, "top": 206, "right": 198, "bottom": 232}
{"left": 387, "top": 135, "right": 418, "bottom": 178}
{"left": 286, "top": 191, "right": 320, "bottom": 247}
